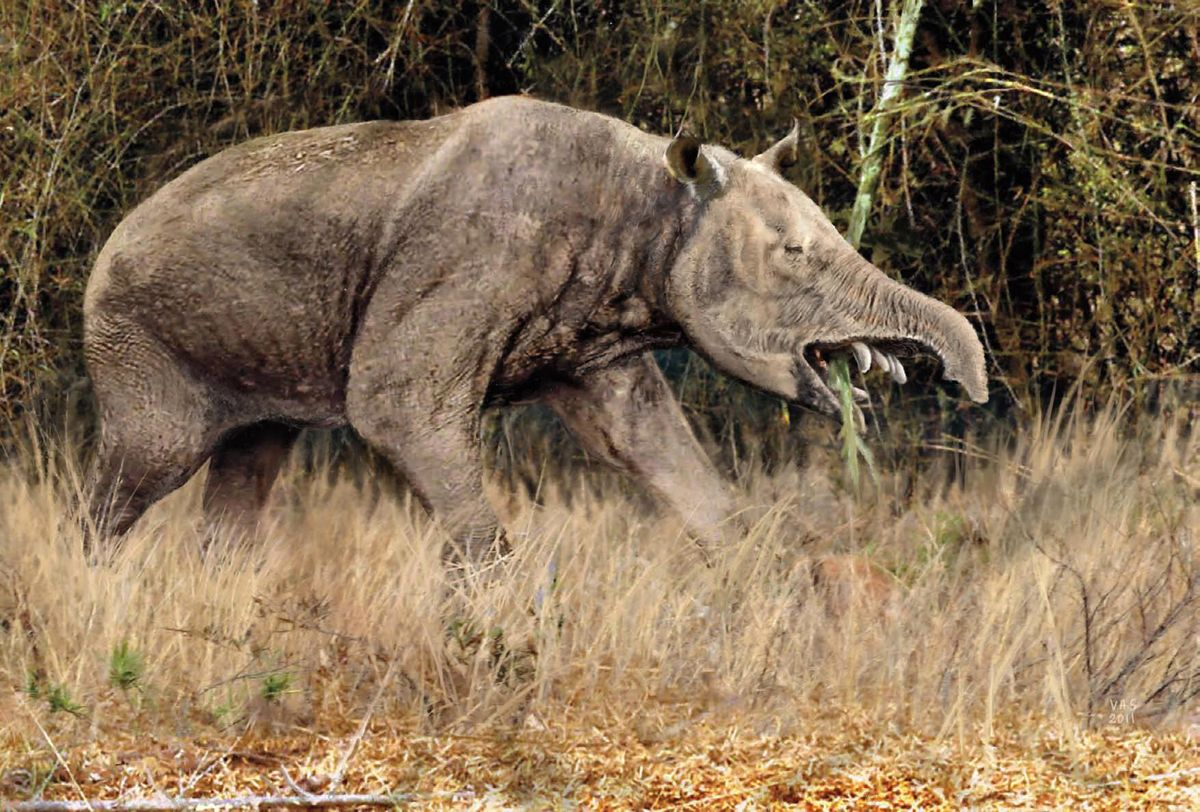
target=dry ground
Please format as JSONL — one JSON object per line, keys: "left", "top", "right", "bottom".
{"left": 1, "top": 403, "right": 1198, "bottom": 808}
{"left": 4, "top": 714, "right": 1200, "bottom": 808}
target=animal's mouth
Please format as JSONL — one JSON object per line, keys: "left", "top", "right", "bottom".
{"left": 798, "top": 337, "right": 931, "bottom": 423}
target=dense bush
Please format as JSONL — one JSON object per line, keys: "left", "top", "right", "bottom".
{"left": 2, "top": 1, "right": 1197, "bottom": 427}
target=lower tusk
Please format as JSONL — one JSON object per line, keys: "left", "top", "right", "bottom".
{"left": 870, "top": 347, "right": 889, "bottom": 374}
{"left": 888, "top": 355, "right": 907, "bottom": 385}
{"left": 851, "top": 386, "right": 870, "bottom": 403}
{"left": 851, "top": 342, "right": 872, "bottom": 373}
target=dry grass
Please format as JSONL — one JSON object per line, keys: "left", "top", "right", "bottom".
{"left": 1, "top": 402, "right": 1198, "bottom": 805}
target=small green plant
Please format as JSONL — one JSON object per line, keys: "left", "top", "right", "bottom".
{"left": 46, "top": 683, "right": 84, "bottom": 716}
{"left": 446, "top": 618, "right": 531, "bottom": 685}
{"left": 108, "top": 640, "right": 144, "bottom": 691}
{"left": 933, "top": 511, "right": 970, "bottom": 550}
{"left": 209, "top": 700, "right": 236, "bottom": 727}
{"left": 23, "top": 759, "right": 59, "bottom": 799}
{"left": 890, "top": 511, "right": 981, "bottom": 583}
{"left": 447, "top": 616, "right": 473, "bottom": 647}
{"left": 260, "top": 671, "right": 294, "bottom": 703}
{"left": 24, "top": 671, "right": 42, "bottom": 699}
{"left": 828, "top": 358, "right": 877, "bottom": 490}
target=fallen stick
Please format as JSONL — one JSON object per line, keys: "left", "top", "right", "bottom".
{"left": 7, "top": 790, "right": 476, "bottom": 811}
{"left": 327, "top": 659, "right": 396, "bottom": 792}
{"left": 1093, "top": 765, "right": 1200, "bottom": 788}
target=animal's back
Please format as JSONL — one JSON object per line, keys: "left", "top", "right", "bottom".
{"left": 83, "top": 96, "right": 633, "bottom": 412}
{"left": 84, "top": 114, "right": 460, "bottom": 423}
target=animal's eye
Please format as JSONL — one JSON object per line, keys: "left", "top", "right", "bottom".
{"left": 784, "top": 244, "right": 804, "bottom": 255}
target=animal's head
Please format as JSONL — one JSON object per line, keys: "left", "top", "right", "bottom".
{"left": 663, "top": 124, "right": 988, "bottom": 422}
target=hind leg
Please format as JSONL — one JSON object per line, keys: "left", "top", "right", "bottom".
{"left": 202, "top": 422, "right": 299, "bottom": 540}
{"left": 89, "top": 418, "right": 220, "bottom": 541}
{"left": 87, "top": 337, "right": 222, "bottom": 543}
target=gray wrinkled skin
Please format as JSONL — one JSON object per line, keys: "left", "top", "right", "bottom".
{"left": 84, "top": 96, "right": 988, "bottom": 562}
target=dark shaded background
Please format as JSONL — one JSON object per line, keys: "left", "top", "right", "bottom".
{"left": 2, "top": 1, "right": 1197, "bottom": 450}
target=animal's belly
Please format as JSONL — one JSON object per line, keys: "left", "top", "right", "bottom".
{"left": 157, "top": 311, "right": 352, "bottom": 426}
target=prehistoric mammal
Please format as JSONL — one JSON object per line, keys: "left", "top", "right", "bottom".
{"left": 84, "top": 96, "right": 987, "bottom": 561}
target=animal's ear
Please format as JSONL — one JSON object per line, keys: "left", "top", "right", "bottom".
{"left": 664, "top": 135, "right": 720, "bottom": 191}
{"left": 752, "top": 119, "right": 800, "bottom": 173}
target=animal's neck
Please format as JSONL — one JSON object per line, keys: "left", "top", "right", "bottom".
{"left": 585, "top": 155, "right": 703, "bottom": 330}
{"left": 555, "top": 176, "right": 700, "bottom": 375}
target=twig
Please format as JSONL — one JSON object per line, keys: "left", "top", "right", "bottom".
{"left": 505, "top": 0, "right": 564, "bottom": 69}
{"left": 474, "top": 3, "right": 491, "bottom": 100}
{"left": 955, "top": 156, "right": 1015, "bottom": 407}
{"left": 1173, "top": 467, "right": 1200, "bottom": 490}
{"left": 179, "top": 726, "right": 254, "bottom": 797}
{"left": 22, "top": 699, "right": 92, "bottom": 810}
{"left": 1093, "top": 766, "right": 1200, "bottom": 789}
{"left": 278, "top": 766, "right": 316, "bottom": 802}
{"left": 373, "top": 0, "right": 417, "bottom": 88}
{"left": 1190, "top": 181, "right": 1199, "bottom": 280}
{"left": 7, "top": 792, "right": 444, "bottom": 811}
{"left": 328, "top": 659, "right": 396, "bottom": 791}
{"left": 761, "top": 1, "right": 778, "bottom": 108}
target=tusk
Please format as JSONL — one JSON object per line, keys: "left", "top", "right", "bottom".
{"left": 851, "top": 386, "right": 870, "bottom": 404}
{"left": 870, "top": 346, "right": 889, "bottom": 374}
{"left": 888, "top": 355, "right": 907, "bottom": 385}
{"left": 851, "top": 341, "right": 872, "bottom": 373}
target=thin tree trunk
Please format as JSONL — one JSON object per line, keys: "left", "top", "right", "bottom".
{"left": 846, "top": 0, "right": 925, "bottom": 250}
{"left": 835, "top": 0, "right": 924, "bottom": 487}
{"left": 475, "top": 3, "right": 491, "bottom": 100}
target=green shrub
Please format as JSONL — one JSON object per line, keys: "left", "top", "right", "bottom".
{"left": 108, "top": 640, "right": 144, "bottom": 691}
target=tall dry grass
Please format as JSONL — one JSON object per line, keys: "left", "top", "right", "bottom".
{"left": 0, "top": 403, "right": 1197, "bottom": 752}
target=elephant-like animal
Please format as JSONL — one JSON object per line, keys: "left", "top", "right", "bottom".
{"left": 84, "top": 96, "right": 987, "bottom": 561}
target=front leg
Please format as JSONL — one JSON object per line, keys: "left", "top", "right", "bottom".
{"left": 347, "top": 296, "right": 505, "bottom": 569}
{"left": 542, "top": 353, "right": 737, "bottom": 546}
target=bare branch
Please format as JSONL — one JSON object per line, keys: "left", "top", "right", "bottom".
{"left": 7, "top": 791, "right": 479, "bottom": 811}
